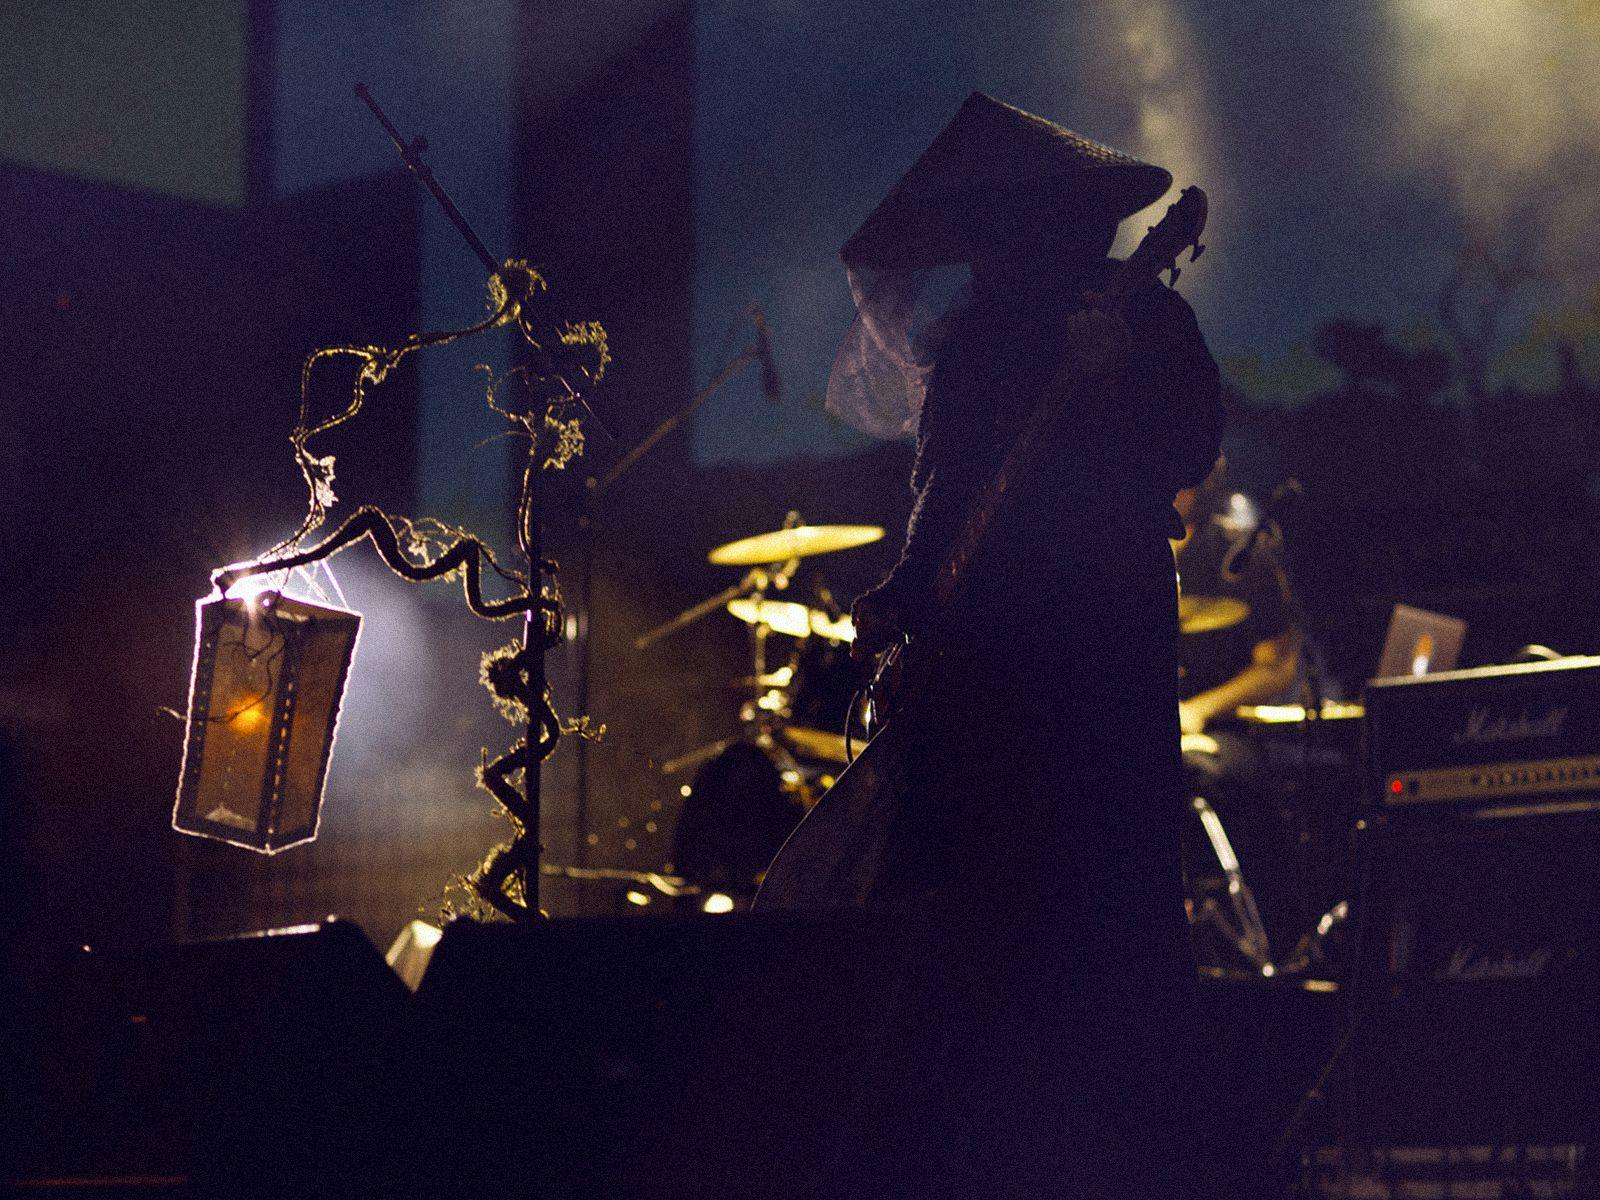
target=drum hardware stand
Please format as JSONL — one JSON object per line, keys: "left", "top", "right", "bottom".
{"left": 1253, "top": 480, "right": 1343, "bottom": 946}
{"left": 1278, "top": 899, "right": 1349, "bottom": 977}
{"left": 1187, "top": 793, "right": 1276, "bottom": 975}
{"left": 631, "top": 562, "right": 792, "bottom": 652}
{"left": 569, "top": 312, "right": 772, "bottom": 863}
{"left": 1269, "top": 776, "right": 1385, "bottom": 1196}
{"left": 1266, "top": 1011, "right": 1364, "bottom": 1196}
{"left": 640, "top": 547, "right": 806, "bottom": 777}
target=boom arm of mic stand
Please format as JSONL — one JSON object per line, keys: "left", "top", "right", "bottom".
{"left": 632, "top": 573, "right": 764, "bottom": 650}
{"left": 354, "top": 83, "right": 499, "bottom": 277}
{"left": 594, "top": 343, "right": 760, "bottom": 497}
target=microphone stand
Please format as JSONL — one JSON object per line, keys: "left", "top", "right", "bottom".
{"left": 356, "top": 83, "right": 617, "bottom": 914}
{"left": 569, "top": 319, "right": 769, "bottom": 864}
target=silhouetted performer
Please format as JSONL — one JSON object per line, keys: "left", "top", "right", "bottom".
{"left": 818, "top": 93, "right": 1225, "bottom": 1197}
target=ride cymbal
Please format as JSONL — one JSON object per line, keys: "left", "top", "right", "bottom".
{"left": 708, "top": 524, "right": 884, "bottom": 566}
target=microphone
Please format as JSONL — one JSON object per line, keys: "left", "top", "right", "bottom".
{"left": 1222, "top": 478, "right": 1303, "bottom": 581}
{"left": 753, "top": 308, "right": 783, "bottom": 403}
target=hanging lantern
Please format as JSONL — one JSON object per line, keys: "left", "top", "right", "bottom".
{"left": 173, "top": 590, "right": 360, "bottom": 854}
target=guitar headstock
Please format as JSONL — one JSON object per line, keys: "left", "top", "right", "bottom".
{"left": 1132, "top": 185, "right": 1208, "bottom": 289}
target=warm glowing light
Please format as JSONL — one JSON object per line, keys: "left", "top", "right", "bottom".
{"left": 230, "top": 698, "right": 268, "bottom": 732}
{"left": 679, "top": 784, "right": 692, "bottom": 798}
{"left": 1410, "top": 632, "right": 1435, "bottom": 677}
{"left": 1317, "top": 902, "right": 1349, "bottom": 938}
{"left": 1243, "top": 704, "right": 1308, "bottom": 723}
{"left": 226, "top": 570, "right": 286, "bottom": 607}
{"left": 702, "top": 892, "right": 734, "bottom": 914}
{"left": 626, "top": 890, "right": 651, "bottom": 906}
{"left": 1390, "top": 778, "right": 1406, "bottom": 796}
{"left": 1237, "top": 702, "right": 1365, "bottom": 723}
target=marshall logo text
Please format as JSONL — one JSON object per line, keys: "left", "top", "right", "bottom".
{"left": 1452, "top": 706, "right": 1568, "bottom": 747}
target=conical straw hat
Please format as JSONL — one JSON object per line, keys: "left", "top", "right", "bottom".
{"left": 841, "top": 92, "right": 1172, "bottom": 270}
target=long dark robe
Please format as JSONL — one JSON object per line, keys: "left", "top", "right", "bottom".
{"left": 829, "top": 260, "right": 1225, "bottom": 1197}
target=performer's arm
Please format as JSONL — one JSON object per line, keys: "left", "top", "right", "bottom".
{"left": 852, "top": 371, "right": 987, "bottom": 656}
{"left": 1126, "top": 283, "right": 1224, "bottom": 491}
{"left": 1178, "top": 627, "right": 1302, "bottom": 734}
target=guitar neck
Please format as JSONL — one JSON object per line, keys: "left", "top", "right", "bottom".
{"left": 928, "top": 280, "right": 1138, "bottom": 612}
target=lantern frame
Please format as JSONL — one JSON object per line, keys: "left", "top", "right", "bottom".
{"left": 173, "top": 590, "right": 361, "bottom": 855}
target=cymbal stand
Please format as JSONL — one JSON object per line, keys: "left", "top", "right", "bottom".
{"left": 573, "top": 315, "right": 770, "bottom": 862}
{"left": 632, "top": 565, "right": 779, "bottom": 650}
{"left": 741, "top": 557, "right": 801, "bottom": 726}
{"left": 643, "top": 555, "right": 804, "bottom": 777}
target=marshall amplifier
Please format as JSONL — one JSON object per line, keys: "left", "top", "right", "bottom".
{"left": 1365, "top": 655, "right": 1600, "bottom": 819}
{"left": 1345, "top": 658, "right": 1600, "bottom": 1144}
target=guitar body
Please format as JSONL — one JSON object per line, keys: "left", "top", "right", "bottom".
{"left": 754, "top": 718, "right": 908, "bottom": 910}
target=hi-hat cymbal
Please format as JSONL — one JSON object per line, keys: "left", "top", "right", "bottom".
{"left": 708, "top": 524, "right": 884, "bottom": 566}
{"left": 727, "top": 598, "right": 855, "bottom": 642}
{"left": 1178, "top": 595, "right": 1249, "bottom": 635}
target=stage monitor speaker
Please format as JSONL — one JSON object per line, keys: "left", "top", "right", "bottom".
{"left": 10, "top": 918, "right": 411, "bottom": 1197}
{"left": 1344, "top": 809, "right": 1600, "bottom": 1145}
{"left": 413, "top": 913, "right": 910, "bottom": 1200}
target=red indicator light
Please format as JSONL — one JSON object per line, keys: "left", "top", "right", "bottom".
{"left": 1390, "top": 779, "right": 1405, "bottom": 795}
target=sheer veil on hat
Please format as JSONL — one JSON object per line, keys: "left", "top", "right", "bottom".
{"left": 825, "top": 92, "right": 1171, "bottom": 439}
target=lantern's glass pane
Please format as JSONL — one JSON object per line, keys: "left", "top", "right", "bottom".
{"left": 189, "top": 611, "right": 279, "bottom": 834}
{"left": 272, "top": 603, "right": 358, "bottom": 845}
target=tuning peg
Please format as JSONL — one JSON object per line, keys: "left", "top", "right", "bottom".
{"left": 1191, "top": 241, "right": 1206, "bottom": 262}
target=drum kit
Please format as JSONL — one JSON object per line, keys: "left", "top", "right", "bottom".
{"left": 633, "top": 515, "right": 883, "bottom": 904}
{"left": 627, "top": 515, "right": 1355, "bottom": 980}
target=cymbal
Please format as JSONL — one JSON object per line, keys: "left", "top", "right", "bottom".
{"left": 727, "top": 598, "right": 855, "bottom": 642}
{"left": 1234, "top": 701, "right": 1365, "bottom": 724}
{"left": 778, "top": 725, "right": 853, "bottom": 764}
{"left": 731, "top": 667, "right": 796, "bottom": 689}
{"left": 1178, "top": 595, "right": 1249, "bottom": 635}
{"left": 708, "top": 524, "right": 884, "bottom": 566}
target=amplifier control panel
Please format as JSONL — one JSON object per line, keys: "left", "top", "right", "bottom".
{"left": 1383, "top": 754, "right": 1600, "bottom": 808}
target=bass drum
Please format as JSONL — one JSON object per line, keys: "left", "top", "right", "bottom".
{"left": 671, "top": 739, "right": 812, "bottom": 899}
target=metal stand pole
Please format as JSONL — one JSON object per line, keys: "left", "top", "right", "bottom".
{"left": 518, "top": 441, "right": 545, "bottom": 911}
{"left": 574, "top": 479, "right": 595, "bottom": 867}
{"left": 569, "top": 338, "right": 765, "bottom": 855}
